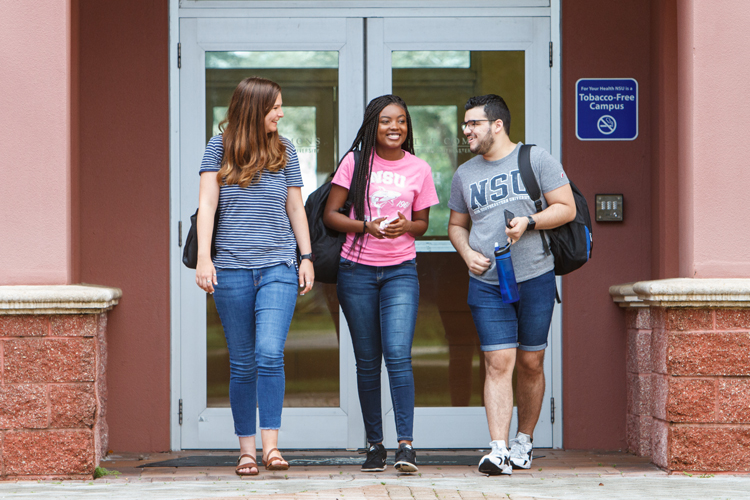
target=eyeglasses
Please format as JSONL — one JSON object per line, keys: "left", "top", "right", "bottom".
{"left": 460, "top": 120, "right": 490, "bottom": 131}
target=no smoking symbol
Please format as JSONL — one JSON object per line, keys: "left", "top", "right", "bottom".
{"left": 597, "top": 115, "right": 617, "bottom": 135}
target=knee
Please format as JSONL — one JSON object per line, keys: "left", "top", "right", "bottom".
{"left": 516, "top": 353, "right": 544, "bottom": 377}
{"left": 355, "top": 357, "right": 382, "bottom": 379}
{"left": 383, "top": 345, "right": 412, "bottom": 368}
{"left": 229, "top": 356, "right": 257, "bottom": 381}
{"left": 484, "top": 351, "right": 515, "bottom": 378}
{"left": 256, "top": 348, "right": 284, "bottom": 371}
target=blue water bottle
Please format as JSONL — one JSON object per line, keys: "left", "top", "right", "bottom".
{"left": 494, "top": 241, "right": 520, "bottom": 304}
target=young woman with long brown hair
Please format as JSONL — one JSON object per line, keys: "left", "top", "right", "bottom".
{"left": 195, "top": 77, "right": 314, "bottom": 476}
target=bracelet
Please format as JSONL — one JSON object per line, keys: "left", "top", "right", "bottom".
{"left": 363, "top": 220, "right": 367, "bottom": 233}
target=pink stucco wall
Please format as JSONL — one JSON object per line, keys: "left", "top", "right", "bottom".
{"left": 0, "top": 1, "right": 72, "bottom": 285}
{"left": 678, "top": 1, "right": 750, "bottom": 278}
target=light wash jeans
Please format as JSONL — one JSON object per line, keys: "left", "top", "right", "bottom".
{"left": 213, "top": 264, "right": 298, "bottom": 436}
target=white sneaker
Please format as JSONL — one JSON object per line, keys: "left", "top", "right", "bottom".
{"left": 509, "top": 432, "right": 533, "bottom": 469}
{"left": 478, "top": 440, "right": 512, "bottom": 476}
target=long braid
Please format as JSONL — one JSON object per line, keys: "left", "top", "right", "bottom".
{"left": 340, "top": 95, "right": 415, "bottom": 257}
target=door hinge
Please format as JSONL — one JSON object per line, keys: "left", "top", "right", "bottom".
{"left": 550, "top": 397, "right": 555, "bottom": 424}
{"left": 549, "top": 42, "right": 553, "bottom": 68}
{"left": 178, "top": 221, "right": 183, "bottom": 247}
{"left": 178, "top": 42, "right": 182, "bottom": 69}
{"left": 179, "top": 398, "right": 183, "bottom": 425}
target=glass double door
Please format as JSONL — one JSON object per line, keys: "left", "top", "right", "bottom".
{"left": 179, "top": 14, "right": 556, "bottom": 450}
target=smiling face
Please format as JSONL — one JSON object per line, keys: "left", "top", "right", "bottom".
{"left": 264, "top": 92, "right": 284, "bottom": 134}
{"left": 376, "top": 104, "right": 408, "bottom": 152}
{"left": 463, "top": 106, "right": 496, "bottom": 156}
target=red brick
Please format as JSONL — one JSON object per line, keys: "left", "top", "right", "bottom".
{"left": 627, "top": 373, "right": 652, "bottom": 416}
{"left": 627, "top": 330, "right": 651, "bottom": 374}
{"left": 50, "top": 315, "right": 98, "bottom": 337}
{"left": 665, "top": 308, "right": 713, "bottom": 332}
{"left": 651, "top": 418, "right": 669, "bottom": 469}
{"left": 651, "top": 374, "right": 668, "bottom": 420}
{"left": 667, "top": 378, "right": 716, "bottom": 423}
{"left": 651, "top": 327, "right": 668, "bottom": 374}
{"left": 670, "top": 426, "right": 750, "bottom": 472}
{"left": 627, "top": 308, "right": 652, "bottom": 330}
{"left": 719, "top": 379, "right": 750, "bottom": 423}
{"left": 716, "top": 309, "right": 750, "bottom": 330}
{"left": 50, "top": 384, "right": 97, "bottom": 428}
{"left": 651, "top": 307, "right": 666, "bottom": 328}
{"left": 0, "top": 316, "right": 48, "bottom": 337}
{"left": 668, "top": 332, "right": 750, "bottom": 375}
{"left": 3, "top": 429, "right": 94, "bottom": 475}
{"left": 94, "top": 314, "right": 109, "bottom": 462}
{"left": 627, "top": 414, "right": 652, "bottom": 456}
{"left": 3, "top": 338, "right": 95, "bottom": 383}
{"left": 0, "top": 385, "right": 48, "bottom": 429}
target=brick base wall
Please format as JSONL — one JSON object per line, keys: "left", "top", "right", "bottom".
{"left": 0, "top": 313, "right": 108, "bottom": 479}
{"left": 625, "top": 306, "right": 750, "bottom": 472}
{"left": 0, "top": 285, "right": 120, "bottom": 480}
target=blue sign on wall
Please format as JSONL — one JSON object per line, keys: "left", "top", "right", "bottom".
{"left": 576, "top": 78, "right": 638, "bottom": 141}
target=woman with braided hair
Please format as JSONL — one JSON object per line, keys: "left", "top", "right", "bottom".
{"left": 323, "top": 95, "right": 439, "bottom": 473}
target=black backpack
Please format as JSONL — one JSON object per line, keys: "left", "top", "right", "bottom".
{"left": 304, "top": 151, "right": 360, "bottom": 284}
{"left": 517, "top": 144, "right": 593, "bottom": 276}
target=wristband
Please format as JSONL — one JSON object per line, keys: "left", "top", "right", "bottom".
{"left": 363, "top": 220, "right": 367, "bottom": 233}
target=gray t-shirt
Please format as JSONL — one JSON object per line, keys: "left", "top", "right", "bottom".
{"left": 448, "top": 143, "right": 569, "bottom": 284}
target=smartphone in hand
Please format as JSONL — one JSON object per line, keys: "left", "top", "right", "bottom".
{"left": 379, "top": 214, "right": 400, "bottom": 231}
{"left": 504, "top": 209, "right": 515, "bottom": 229}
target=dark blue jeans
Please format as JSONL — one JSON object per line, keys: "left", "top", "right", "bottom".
{"left": 337, "top": 257, "right": 419, "bottom": 444}
{"left": 213, "top": 264, "right": 298, "bottom": 437}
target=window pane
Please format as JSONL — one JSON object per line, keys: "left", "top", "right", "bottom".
{"left": 393, "top": 50, "right": 525, "bottom": 407}
{"left": 392, "top": 51, "right": 470, "bottom": 68}
{"left": 205, "top": 51, "right": 340, "bottom": 408}
{"left": 207, "top": 51, "right": 338, "bottom": 69}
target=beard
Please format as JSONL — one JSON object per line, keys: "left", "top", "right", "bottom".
{"left": 469, "top": 130, "right": 494, "bottom": 155}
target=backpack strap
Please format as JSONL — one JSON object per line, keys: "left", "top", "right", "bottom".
{"left": 517, "top": 144, "right": 551, "bottom": 256}
{"left": 335, "top": 149, "right": 360, "bottom": 215}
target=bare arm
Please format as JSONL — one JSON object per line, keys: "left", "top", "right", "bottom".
{"left": 505, "top": 183, "right": 576, "bottom": 243}
{"left": 322, "top": 184, "right": 387, "bottom": 239}
{"left": 196, "top": 172, "right": 220, "bottom": 293}
{"left": 286, "top": 186, "right": 314, "bottom": 296}
{"left": 448, "top": 210, "right": 491, "bottom": 276}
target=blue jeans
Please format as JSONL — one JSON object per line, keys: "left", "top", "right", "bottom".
{"left": 468, "top": 270, "right": 556, "bottom": 352}
{"left": 213, "top": 264, "right": 298, "bottom": 437}
{"left": 337, "top": 257, "right": 419, "bottom": 444}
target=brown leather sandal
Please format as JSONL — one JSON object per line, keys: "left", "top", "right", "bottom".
{"left": 262, "top": 448, "right": 290, "bottom": 471}
{"left": 235, "top": 453, "right": 259, "bottom": 476}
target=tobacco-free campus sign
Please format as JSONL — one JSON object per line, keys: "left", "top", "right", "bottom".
{"left": 576, "top": 78, "right": 638, "bottom": 141}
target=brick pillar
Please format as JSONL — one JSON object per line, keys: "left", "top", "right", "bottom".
{"left": 611, "top": 279, "right": 750, "bottom": 472}
{"left": 0, "top": 285, "right": 121, "bottom": 480}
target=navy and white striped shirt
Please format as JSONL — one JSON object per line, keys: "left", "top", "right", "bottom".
{"left": 199, "top": 135, "right": 303, "bottom": 270}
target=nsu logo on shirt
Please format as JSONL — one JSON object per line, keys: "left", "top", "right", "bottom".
{"left": 470, "top": 169, "right": 529, "bottom": 214}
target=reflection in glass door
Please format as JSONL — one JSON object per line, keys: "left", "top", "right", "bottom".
{"left": 204, "top": 51, "right": 341, "bottom": 410}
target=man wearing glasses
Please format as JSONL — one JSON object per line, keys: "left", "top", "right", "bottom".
{"left": 447, "top": 95, "right": 576, "bottom": 475}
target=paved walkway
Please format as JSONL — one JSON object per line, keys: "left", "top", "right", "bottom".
{"left": 0, "top": 450, "right": 748, "bottom": 500}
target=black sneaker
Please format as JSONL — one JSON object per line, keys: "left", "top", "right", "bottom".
{"left": 361, "top": 443, "right": 387, "bottom": 472}
{"left": 394, "top": 443, "right": 418, "bottom": 473}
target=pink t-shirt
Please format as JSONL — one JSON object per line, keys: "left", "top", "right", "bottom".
{"left": 332, "top": 150, "right": 439, "bottom": 266}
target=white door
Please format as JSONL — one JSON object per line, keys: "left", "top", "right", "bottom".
{"left": 177, "top": 12, "right": 558, "bottom": 450}
{"left": 178, "top": 16, "right": 366, "bottom": 449}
